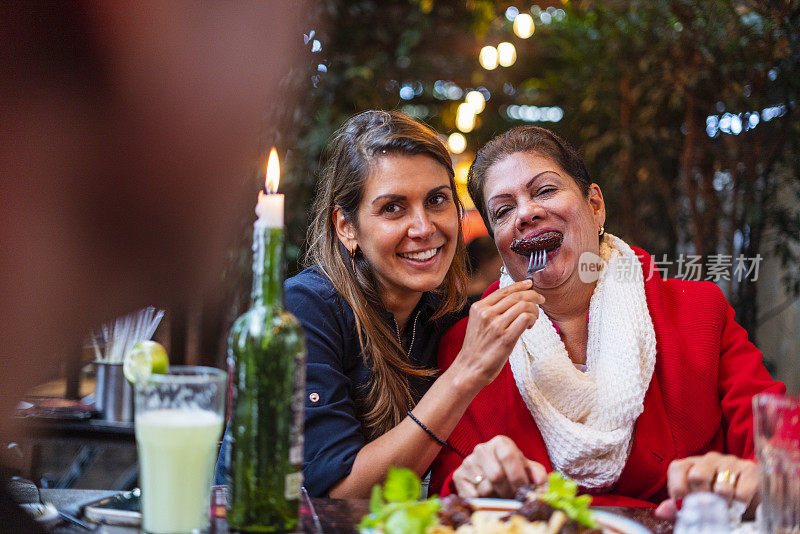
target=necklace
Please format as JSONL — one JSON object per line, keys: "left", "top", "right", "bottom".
{"left": 393, "top": 310, "right": 419, "bottom": 355}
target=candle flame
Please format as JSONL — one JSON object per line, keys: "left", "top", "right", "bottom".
{"left": 265, "top": 148, "right": 280, "bottom": 194}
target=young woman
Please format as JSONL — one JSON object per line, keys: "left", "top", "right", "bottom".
{"left": 288, "top": 111, "right": 543, "bottom": 497}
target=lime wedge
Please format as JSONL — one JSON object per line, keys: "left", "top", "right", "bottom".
{"left": 123, "top": 340, "right": 169, "bottom": 384}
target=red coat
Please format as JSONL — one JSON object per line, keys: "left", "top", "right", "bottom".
{"left": 430, "top": 247, "right": 785, "bottom": 506}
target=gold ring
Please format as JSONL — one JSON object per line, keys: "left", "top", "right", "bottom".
{"left": 471, "top": 474, "right": 484, "bottom": 486}
{"left": 715, "top": 469, "right": 736, "bottom": 486}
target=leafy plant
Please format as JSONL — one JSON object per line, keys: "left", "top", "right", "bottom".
{"left": 359, "top": 467, "right": 441, "bottom": 534}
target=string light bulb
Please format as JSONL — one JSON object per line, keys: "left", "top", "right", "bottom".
{"left": 456, "top": 103, "right": 476, "bottom": 132}
{"left": 465, "top": 91, "right": 486, "bottom": 114}
{"left": 479, "top": 46, "right": 499, "bottom": 70}
{"left": 513, "top": 13, "right": 535, "bottom": 38}
{"left": 497, "top": 42, "right": 517, "bottom": 67}
{"left": 447, "top": 132, "right": 467, "bottom": 154}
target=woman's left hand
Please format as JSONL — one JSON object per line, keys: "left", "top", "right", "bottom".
{"left": 452, "top": 436, "right": 548, "bottom": 499}
{"left": 654, "top": 451, "right": 761, "bottom": 519}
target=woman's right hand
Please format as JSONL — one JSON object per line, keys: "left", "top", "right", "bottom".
{"left": 453, "top": 436, "right": 548, "bottom": 498}
{"left": 450, "top": 279, "right": 543, "bottom": 390}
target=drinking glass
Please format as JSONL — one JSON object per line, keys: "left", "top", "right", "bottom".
{"left": 134, "top": 366, "right": 226, "bottom": 534}
{"left": 754, "top": 392, "right": 800, "bottom": 534}
{"left": 674, "top": 492, "right": 731, "bottom": 534}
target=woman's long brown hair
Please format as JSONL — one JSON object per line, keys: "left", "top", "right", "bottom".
{"left": 305, "top": 110, "right": 468, "bottom": 441}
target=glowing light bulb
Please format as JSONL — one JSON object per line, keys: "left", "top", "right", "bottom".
{"left": 497, "top": 42, "right": 517, "bottom": 67}
{"left": 465, "top": 91, "right": 485, "bottom": 114}
{"left": 513, "top": 13, "right": 535, "bottom": 38}
{"left": 447, "top": 132, "right": 466, "bottom": 154}
{"left": 456, "top": 103, "right": 476, "bottom": 132}
{"left": 479, "top": 46, "right": 498, "bottom": 70}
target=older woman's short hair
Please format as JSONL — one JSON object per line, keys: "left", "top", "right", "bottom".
{"left": 467, "top": 126, "right": 591, "bottom": 235}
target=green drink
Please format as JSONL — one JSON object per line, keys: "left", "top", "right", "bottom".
{"left": 137, "top": 408, "right": 223, "bottom": 533}
{"left": 227, "top": 221, "right": 306, "bottom": 532}
{"left": 134, "top": 366, "right": 226, "bottom": 534}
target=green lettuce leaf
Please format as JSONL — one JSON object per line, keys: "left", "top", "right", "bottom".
{"left": 369, "top": 484, "right": 384, "bottom": 514}
{"left": 358, "top": 468, "right": 439, "bottom": 534}
{"left": 383, "top": 467, "right": 422, "bottom": 502}
{"left": 541, "top": 472, "right": 598, "bottom": 528}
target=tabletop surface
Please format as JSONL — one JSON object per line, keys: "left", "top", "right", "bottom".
{"left": 36, "top": 488, "right": 676, "bottom": 533}
{"left": 18, "top": 414, "right": 135, "bottom": 439}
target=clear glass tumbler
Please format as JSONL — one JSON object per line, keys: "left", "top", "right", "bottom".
{"left": 134, "top": 366, "right": 226, "bottom": 534}
{"left": 674, "top": 492, "right": 731, "bottom": 534}
{"left": 754, "top": 392, "right": 800, "bottom": 534}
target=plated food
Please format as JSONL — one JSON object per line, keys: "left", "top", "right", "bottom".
{"left": 510, "top": 231, "right": 563, "bottom": 256}
{"left": 359, "top": 469, "right": 653, "bottom": 534}
{"left": 432, "top": 499, "right": 652, "bottom": 534}
{"left": 432, "top": 483, "right": 600, "bottom": 534}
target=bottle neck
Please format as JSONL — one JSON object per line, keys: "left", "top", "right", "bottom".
{"left": 251, "top": 223, "right": 284, "bottom": 308}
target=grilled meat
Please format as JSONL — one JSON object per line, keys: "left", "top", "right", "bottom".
{"left": 510, "top": 231, "right": 563, "bottom": 256}
{"left": 438, "top": 494, "right": 475, "bottom": 528}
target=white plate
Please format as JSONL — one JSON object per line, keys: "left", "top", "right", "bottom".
{"left": 467, "top": 498, "right": 652, "bottom": 534}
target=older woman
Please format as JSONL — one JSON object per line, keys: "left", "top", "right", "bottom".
{"left": 428, "top": 126, "right": 784, "bottom": 516}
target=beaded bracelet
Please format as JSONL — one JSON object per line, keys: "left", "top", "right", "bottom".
{"left": 407, "top": 411, "right": 465, "bottom": 458}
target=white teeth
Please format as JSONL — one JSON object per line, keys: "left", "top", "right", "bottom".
{"left": 399, "top": 248, "right": 438, "bottom": 261}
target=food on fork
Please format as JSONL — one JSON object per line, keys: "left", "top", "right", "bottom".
{"left": 510, "top": 231, "right": 563, "bottom": 256}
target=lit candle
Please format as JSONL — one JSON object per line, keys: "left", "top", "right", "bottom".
{"left": 255, "top": 148, "right": 284, "bottom": 228}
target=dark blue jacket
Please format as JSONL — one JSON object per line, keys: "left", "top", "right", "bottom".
{"left": 216, "top": 266, "right": 468, "bottom": 497}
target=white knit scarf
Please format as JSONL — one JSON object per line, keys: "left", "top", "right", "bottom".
{"left": 499, "top": 233, "right": 656, "bottom": 489}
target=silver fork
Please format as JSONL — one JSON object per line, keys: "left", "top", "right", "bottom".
{"left": 526, "top": 249, "right": 547, "bottom": 280}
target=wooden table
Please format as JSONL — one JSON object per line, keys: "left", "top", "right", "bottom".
{"left": 36, "top": 489, "right": 675, "bottom": 533}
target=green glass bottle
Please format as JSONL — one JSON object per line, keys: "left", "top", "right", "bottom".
{"left": 227, "top": 220, "right": 305, "bottom": 532}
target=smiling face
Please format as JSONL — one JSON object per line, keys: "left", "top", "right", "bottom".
{"left": 483, "top": 151, "right": 605, "bottom": 289}
{"left": 336, "top": 153, "right": 460, "bottom": 307}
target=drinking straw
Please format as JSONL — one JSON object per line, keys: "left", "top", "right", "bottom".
{"left": 96, "top": 306, "right": 165, "bottom": 363}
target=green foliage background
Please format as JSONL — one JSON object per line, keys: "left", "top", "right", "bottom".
{"left": 232, "top": 1, "right": 800, "bottom": 354}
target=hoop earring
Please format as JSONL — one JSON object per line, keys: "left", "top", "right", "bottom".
{"left": 598, "top": 226, "right": 605, "bottom": 237}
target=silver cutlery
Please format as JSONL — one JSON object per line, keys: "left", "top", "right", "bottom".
{"left": 526, "top": 248, "right": 547, "bottom": 280}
